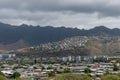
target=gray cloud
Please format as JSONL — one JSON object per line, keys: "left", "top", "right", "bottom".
{"left": 0, "top": 0, "right": 120, "bottom": 29}
{"left": 0, "top": 0, "right": 119, "bottom": 16}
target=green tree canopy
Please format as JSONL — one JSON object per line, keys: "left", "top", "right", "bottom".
{"left": 84, "top": 68, "right": 92, "bottom": 73}
{"left": 11, "top": 72, "right": 21, "bottom": 79}
{"left": 113, "top": 64, "right": 119, "bottom": 71}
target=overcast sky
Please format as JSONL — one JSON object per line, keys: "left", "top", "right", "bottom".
{"left": 0, "top": 0, "right": 120, "bottom": 29}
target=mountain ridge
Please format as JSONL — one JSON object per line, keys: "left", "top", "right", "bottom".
{"left": 0, "top": 22, "right": 120, "bottom": 50}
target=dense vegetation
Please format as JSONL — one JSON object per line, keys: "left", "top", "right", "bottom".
{"left": 41, "top": 74, "right": 120, "bottom": 80}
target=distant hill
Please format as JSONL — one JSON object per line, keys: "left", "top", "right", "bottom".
{"left": 17, "top": 36, "right": 120, "bottom": 57}
{"left": 0, "top": 22, "right": 120, "bottom": 50}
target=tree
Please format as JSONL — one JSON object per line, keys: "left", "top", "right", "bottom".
{"left": 113, "top": 64, "right": 119, "bottom": 71}
{"left": 48, "top": 71, "right": 55, "bottom": 77}
{"left": 105, "top": 70, "right": 109, "bottom": 74}
{"left": 11, "top": 72, "right": 21, "bottom": 79}
{"left": 84, "top": 68, "right": 92, "bottom": 73}
{"left": 47, "top": 66, "right": 53, "bottom": 70}
{"left": 63, "top": 69, "right": 71, "bottom": 73}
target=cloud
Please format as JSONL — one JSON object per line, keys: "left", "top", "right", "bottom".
{"left": 0, "top": 0, "right": 120, "bottom": 29}
{"left": 0, "top": 0, "right": 119, "bottom": 16}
